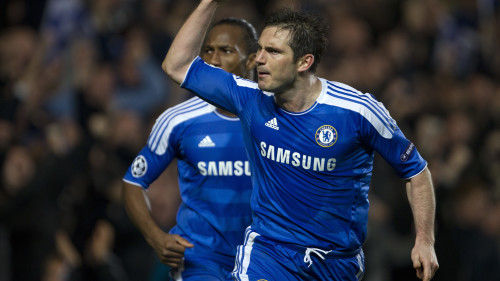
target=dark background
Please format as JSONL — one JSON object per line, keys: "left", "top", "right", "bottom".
{"left": 1, "top": 0, "right": 499, "bottom": 280}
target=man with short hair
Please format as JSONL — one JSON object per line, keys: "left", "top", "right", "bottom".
{"left": 123, "top": 17, "right": 258, "bottom": 281}
{"left": 163, "top": 1, "right": 439, "bottom": 280}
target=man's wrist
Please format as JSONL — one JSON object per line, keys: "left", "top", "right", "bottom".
{"left": 144, "top": 226, "right": 164, "bottom": 246}
{"left": 415, "top": 235, "right": 435, "bottom": 246}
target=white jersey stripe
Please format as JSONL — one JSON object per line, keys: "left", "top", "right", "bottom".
{"left": 148, "top": 99, "right": 215, "bottom": 154}
{"left": 356, "top": 251, "right": 364, "bottom": 280}
{"left": 234, "top": 228, "right": 259, "bottom": 281}
{"left": 150, "top": 105, "right": 214, "bottom": 154}
{"left": 233, "top": 75, "right": 259, "bottom": 89}
{"left": 148, "top": 102, "right": 208, "bottom": 152}
{"left": 148, "top": 97, "right": 204, "bottom": 145}
{"left": 233, "top": 246, "right": 243, "bottom": 281}
{"left": 171, "top": 261, "right": 185, "bottom": 281}
{"left": 325, "top": 87, "right": 395, "bottom": 135}
{"left": 150, "top": 97, "right": 202, "bottom": 134}
{"left": 327, "top": 82, "right": 395, "bottom": 128}
{"left": 326, "top": 87, "right": 395, "bottom": 133}
{"left": 327, "top": 81, "right": 393, "bottom": 122}
{"left": 148, "top": 97, "right": 205, "bottom": 145}
{"left": 322, "top": 92, "right": 394, "bottom": 138}
{"left": 235, "top": 228, "right": 251, "bottom": 276}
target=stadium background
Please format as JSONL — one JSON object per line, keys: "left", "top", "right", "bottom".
{"left": 0, "top": 0, "right": 499, "bottom": 280}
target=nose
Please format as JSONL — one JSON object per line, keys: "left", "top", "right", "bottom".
{"left": 255, "top": 49, "right": 265, "bottom": 65}
{"left": 206, "top": 51, "right": 221, "bottom": 67}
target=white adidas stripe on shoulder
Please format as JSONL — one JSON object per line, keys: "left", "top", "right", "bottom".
{"left": 233, "top": 75, "right": 259, "bottom": 89}
{"left": 231, "top": 74, "right": 274, "bottom": 97}
{"left": 148, "top": 97, "right": 215, "bottom": 154}
{"left": 327, "top": 81, "right": 394, "bottom": 124}
{"left": 321, "top": 80, "right": 397, "bottom": 139}
{"left": 149, "top": 97, "right": 204, "bottom": 144}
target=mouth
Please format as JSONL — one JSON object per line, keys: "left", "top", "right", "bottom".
{"left": 257, "top": 70, "right": 270, "bottom": 79}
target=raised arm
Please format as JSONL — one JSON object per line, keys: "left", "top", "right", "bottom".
{"left": 406, "top": 167, "right": 439, "bottom": 281}
{"left": 122, "top": 182, "right": 193, "bottom": 268}
{"left": 162, "top": 0, "right": 225, "bottom": 84}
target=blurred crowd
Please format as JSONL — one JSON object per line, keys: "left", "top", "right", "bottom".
{"left": 0, "top": 0, "right": 499, "bottom": 280}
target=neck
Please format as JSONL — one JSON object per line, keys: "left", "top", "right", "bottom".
{"left": 275, "top": 75, "right": 321, "bottom": 112}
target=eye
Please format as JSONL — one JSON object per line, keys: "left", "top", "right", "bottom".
{"left": 266, "top": 47, "right": 280, "bottom": 55}
{"left": 203, "top": 48, "right": 213, "bottom": 54}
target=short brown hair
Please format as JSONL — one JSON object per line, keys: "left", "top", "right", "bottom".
{"left": 264, "top": 8, "right": 328, "bottom": 73}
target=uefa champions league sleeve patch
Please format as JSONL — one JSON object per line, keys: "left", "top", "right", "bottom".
{"left": 131, "top": 155, "right": 148, "bottom": 177}
{"left": 400, "top": 142, "right": 415, "bottom": 162}
{"left": 315, "top": 125, "right": 338, "bottom": 147}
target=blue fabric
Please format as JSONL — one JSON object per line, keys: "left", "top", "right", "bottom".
{"left": 232, "top": 227, "right": 365, "bottom": 281}
{"left": 171, "top": 247, "right": 235, "bottom": 281}
{"left": 182, "top": 57, "right": 427, "bottom": 253}
{"left": 123, "top": 97, "right": 253, "bottom": 273}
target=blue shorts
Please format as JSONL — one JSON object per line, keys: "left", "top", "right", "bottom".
{"left": 170, "top": 247, "right": 235, "bottom": 281}
{"left": 232, "top": 227, "right": 365, "bottom": 281}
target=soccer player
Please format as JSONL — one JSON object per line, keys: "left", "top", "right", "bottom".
{"left": 122, "top": 17, "right": 258, "bottom": 281}
{"left": 162, "top": 1, "right": 439, "bottom": 281}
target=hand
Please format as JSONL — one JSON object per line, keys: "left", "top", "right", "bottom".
{"left": 411, "top": 241, "right": 439, "bottom": 281}
{"left": 151, "top": 233, "right": 194, "bottom": 268}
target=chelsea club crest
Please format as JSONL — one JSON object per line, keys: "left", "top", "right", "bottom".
{"left": 315, "top": 125, "right": 338, "bottom": 147}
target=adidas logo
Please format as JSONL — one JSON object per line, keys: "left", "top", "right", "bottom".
{"left": 198, "top": 135, "right": 215, "bottom": 147}
{"left": 265, "top": 117, "right": 279, "bottom": 130}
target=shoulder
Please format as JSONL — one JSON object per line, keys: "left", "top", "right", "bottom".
{"left": 232, "top": 75, "right": 260, "bottom": 90}
{"left": 155, "top": 96, "right": 215, "bottom": 125}
{"left": 319, "top": 79, "right": 397, "bottom": 137}
{"left": 147, "top": 97, "right": 215, "bottom": 150}
{"left": 321, "top": 80, "right": 377, "bottom": 106}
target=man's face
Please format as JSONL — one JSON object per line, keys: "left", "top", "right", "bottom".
{"left": 202, "top": 24, "right": 250, "bottom": 78}
{"left": 255, "top": 26, "right": 297, "bottom": 93}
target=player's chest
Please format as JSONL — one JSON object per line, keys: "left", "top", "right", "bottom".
{"left": 179, "top": 119, "right": 247, "bottom": 162}
{"left": 249, "top": 104, "right": 360, "bottom": 158}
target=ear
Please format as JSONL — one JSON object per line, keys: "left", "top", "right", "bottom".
{"left": 245, "top": 53, "right": 257, "bottom": 70}
{"left": 296, "top": 54, "right": 314, "bottom": 73}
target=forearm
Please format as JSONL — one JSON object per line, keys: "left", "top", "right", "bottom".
{"left": 406, "top": 167, "right": 436, "bottom": 245}
{"left": 162, "top": 0, "right": 219, "bottom": 84}
{"left": 122, "top": 182, "right": 164, "bottom": 246}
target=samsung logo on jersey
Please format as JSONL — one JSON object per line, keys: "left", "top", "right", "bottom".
{"left": 260, "top": 141, "right": 336, "bottom": 171}
{"left": 197, "top": 161, "right": 251, "bottom": 176}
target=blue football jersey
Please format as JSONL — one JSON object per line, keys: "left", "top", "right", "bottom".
{"left": 123, "top": 97, "right": 253, "bottom": 261}
{"left": 181, "top": 57, "right": 427, "bottom": 254}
